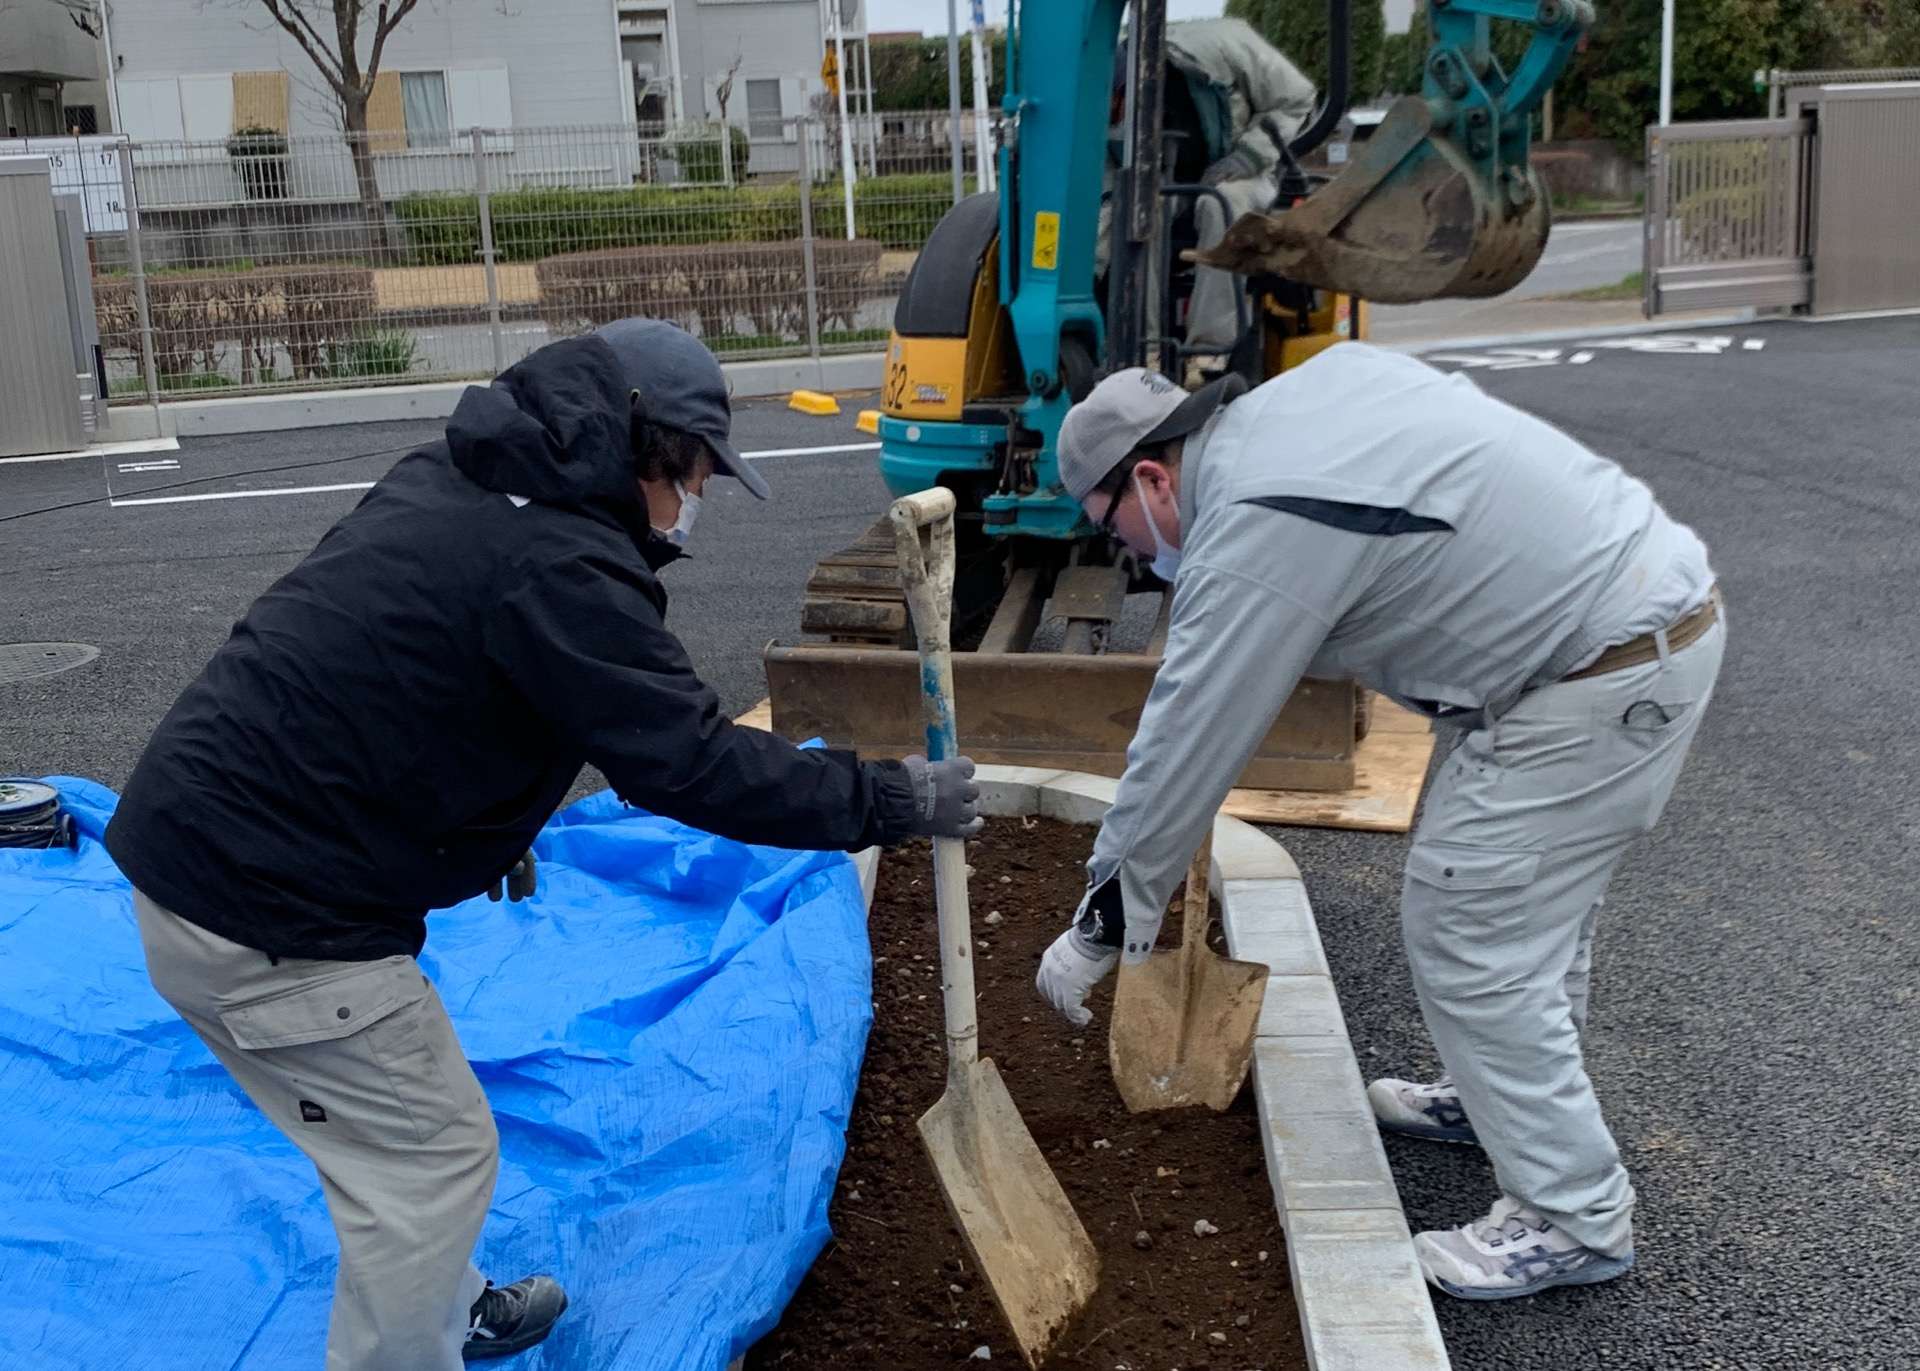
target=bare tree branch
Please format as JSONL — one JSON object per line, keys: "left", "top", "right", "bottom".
{"left": 256, "top": 0, "right": 349, "bottom": 92}
{"left": 366, "top": 0, "right": 425, "bottom": 90}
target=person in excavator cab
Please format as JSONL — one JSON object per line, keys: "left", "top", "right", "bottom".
{"left": 1102, "top": 16, "right": 1318, "bottom": 369}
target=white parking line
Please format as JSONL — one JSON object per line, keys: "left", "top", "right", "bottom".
{"left": 112, "top": 481, "right": 377, "bottom": 508}
{"left": 108, "top": 441, "right": 884, "bottom": 508}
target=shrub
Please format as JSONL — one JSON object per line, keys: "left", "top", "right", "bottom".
{"left": 396, "top": 175, "right": 961, "bottom": 265}
{"left": 94, "top": 264, "right": 377, "bottom": 386}
{"left": 668, "top": 123, "right": 753, "bottom": 183}
{"left": 324, "top": 328, "right": 419, "bottom": 380}
{"left": 535, "top": 238, "right": 884, "bottom": 345}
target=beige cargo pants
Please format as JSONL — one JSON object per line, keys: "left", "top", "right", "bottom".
{"left": 136, "top": 891, "right": 498, "bottom": 1370}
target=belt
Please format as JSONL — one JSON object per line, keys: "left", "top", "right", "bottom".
{"left": 1562, "top": 586, "right": 1720, "bottom": 682}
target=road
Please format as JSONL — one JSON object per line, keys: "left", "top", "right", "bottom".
{"left": 1369, "top": 218, "right": 1642, "bottom": 344}
{"left": 4, "top": 313, "right": 1917, "bottom": 1370}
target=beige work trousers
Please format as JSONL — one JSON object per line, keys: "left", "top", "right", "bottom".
{"left": 136, "top": 891, "right": 498, "bottom": 1370}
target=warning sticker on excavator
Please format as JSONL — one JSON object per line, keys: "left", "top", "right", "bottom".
{"left": 1031, "top": 212, "right": 1060, "bottom": 271}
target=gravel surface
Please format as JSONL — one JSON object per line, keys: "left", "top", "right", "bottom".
{"left": 4, "top": 316, "right": 1916, "bottom": 1368}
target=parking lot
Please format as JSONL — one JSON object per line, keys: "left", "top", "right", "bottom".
{"left": 5, "top": 315, "right": 1918, "bottom": 1369}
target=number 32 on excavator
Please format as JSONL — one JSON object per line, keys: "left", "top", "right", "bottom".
{"left": 767, "top": 0, "right": 1594, "bottom": 792}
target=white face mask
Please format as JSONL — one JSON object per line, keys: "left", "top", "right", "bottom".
{"left": 1132, "top": 468, "right": 1181, "bottom": 582}
{"left": 654, "top": 480, "right": 701, "bottom": 547}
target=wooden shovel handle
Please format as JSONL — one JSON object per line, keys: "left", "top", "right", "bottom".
{"left": 1180, "top": 828, "right": 1214, "bottom": 958}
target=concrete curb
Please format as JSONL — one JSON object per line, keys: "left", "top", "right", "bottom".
{"left": 1385, "top": 310, "right": 1759, "bottom": 356}
{"left": 972, "top": 766, "right": 1450, "bottom": 1371}
{"left": 101, "top": 352, "right": 889, "bottom": 441}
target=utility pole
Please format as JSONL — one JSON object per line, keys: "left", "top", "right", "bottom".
{"left": 829, "top": 0, "right": 856, "bottom": 239}
{"left": 945, "top": 0, "right": 964, "bottom": 205}
{"left": 968, "top": 0, "right": 995, "bottom": 193}
{"left": 1658, "top": 0, "right": 1674, "bottom": 127}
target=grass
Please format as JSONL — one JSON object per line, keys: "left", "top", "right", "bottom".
{"left": 110, "top": 372, "right": 237, "bottom": 395}
{"left": 322, "top": 329, "right": 419, "bottom": 380}
{"left": 822, "top": 327, "right": 889, "bottom": 346}
{"left": 1552, "top": 191, "right": 1644, "bottom": 216}
{"left": 1554, "top": 271, "right": 1644, "bottom": 302}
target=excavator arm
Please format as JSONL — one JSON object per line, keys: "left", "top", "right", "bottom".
{"left": 1197, "top": 0, "right": 1595, "bottom": 303}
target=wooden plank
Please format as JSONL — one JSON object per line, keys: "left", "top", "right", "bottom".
{"left": 735, "top": 693, "right": 1435, "bottom": 835}
{"left": 1221, "top": 715, "right": 1433, "bottom": 833}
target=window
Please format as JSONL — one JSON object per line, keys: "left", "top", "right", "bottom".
{"left": 745, "top": 78, "right": 782, "bottom": 139}
{"left": 400, "top": 71, "right": 451, "bottom": 149}
{"left": 366, "top": 67, "right": 511, "bottom": 153}
{"left": 64, "top": 105, "right": 99, "bottom": 136}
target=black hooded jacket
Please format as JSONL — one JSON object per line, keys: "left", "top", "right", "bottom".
{"left": 105, "top": 337, "right": 918, "bottom": 960}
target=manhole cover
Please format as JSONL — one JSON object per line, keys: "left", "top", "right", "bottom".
{"left": 0, "top": 642, "right": 100, "bottom": 684}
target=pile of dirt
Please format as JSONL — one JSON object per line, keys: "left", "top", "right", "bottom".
{"left": 746, "top": 817, "right": 1302, "bottom": 1371}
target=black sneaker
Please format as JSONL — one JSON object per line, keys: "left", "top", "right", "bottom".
{"left": 463, "top": 1275, "right": 568, "bottom": 1361}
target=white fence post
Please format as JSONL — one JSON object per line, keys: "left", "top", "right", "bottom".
{"left": 798, "top": 117, "right": 822, "bottom": 361}
{"left": 115, "top": 142, "right": 161, "bottom": 421}
{"left": 471, "top": 127, "right": 507, "bottom": 377}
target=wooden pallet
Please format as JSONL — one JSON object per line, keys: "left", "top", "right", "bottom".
{"left": 733, "top": 692, "right": 1434, "bottom": 835}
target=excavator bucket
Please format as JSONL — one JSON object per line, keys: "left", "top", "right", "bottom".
{"left": 1193, "top": 94, "right": 1552, "bottom": 305}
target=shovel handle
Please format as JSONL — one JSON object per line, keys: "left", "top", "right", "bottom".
{"left": 890, "top": 489, "right": 978, "bottom": 1074}
{"left": 1179, "top": 828, "right": 1214, "bottom": 962}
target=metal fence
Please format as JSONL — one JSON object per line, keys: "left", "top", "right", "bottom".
{"left": 1642, "top": 117, "right": 1812, "bottom": 316}
{"left": 1766, "top": 66, "right": 1920, "bottom": 117}
{"left": 26, "top": 112, "right": 990, "bottom": 406}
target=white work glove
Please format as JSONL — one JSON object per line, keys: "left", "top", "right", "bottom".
{"left": 1035, "top": 925, "right": 1119, "bottom": 1027}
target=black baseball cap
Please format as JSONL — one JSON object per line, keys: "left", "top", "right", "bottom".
{"left": 593, "top": 318, "right": 771, "bottom": 499}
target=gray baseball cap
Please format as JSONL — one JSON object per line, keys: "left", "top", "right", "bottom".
{"left": 1057, "top": 368, "right": 1244, "bottom": 502}
{"left": 594, "top": 318, "right": 771, "bottom": 499}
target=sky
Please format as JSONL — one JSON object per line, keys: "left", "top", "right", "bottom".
{"left": 864, "top": 0, "right": 1228, "bottom": 38}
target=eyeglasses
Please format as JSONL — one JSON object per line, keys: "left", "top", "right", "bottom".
{"left": 1095, "top": 456, "right": 1141, "bottom": 535}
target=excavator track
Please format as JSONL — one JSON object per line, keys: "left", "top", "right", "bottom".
{"left": 801, "top": 518, "right": 913, "bottom": 647}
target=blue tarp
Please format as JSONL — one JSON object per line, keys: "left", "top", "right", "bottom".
{"left": 0, "top": 777, "right": 873, "bottom": 1369}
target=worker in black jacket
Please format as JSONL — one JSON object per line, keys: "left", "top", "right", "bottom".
{"left": 107, "top": 319, "right": 982, "bottom": 1369}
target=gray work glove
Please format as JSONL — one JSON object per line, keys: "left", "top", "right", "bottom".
{"left": 1201, "top": 148, "right": 1259, "bottom": 187}
{"left": 901, "top": 754, "right": 985, "bottom": 839}
{"left": 1036, "top": 926, "right": 1120, "bottom": 1027}
{"left": 487, "top": 852, "right": 538, "bottom": 903}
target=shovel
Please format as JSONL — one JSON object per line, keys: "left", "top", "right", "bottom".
{"left": 890, "top": 488, "right": 1099, "bottom": 1369}
{"left": 1109, "top": 829, "right": 1267, "bottom": 1113}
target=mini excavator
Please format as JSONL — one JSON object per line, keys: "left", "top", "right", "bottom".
{"left": 765, "top": 0, "right": 1593, "bottom": 790}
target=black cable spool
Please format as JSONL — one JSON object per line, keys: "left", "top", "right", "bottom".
{"left": 0, "top": 779, "right": 75, "bottom": 850}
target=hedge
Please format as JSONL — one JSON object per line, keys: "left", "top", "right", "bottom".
{"left": 536, "top": 239, "right": 884, "bottom": 344}
{"left": 94, "top": 264, "right": 376, "bottom": 384}
{"left": 395, "top": 175, "right": 961, "bottom": 265}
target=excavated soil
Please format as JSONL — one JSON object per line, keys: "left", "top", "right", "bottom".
{"left": 747, "top": 817, "right": 1304, "bottom": 1371}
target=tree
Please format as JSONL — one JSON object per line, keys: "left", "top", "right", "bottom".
{"left": 868, "top": 33, "right": 1006, "bottom": 112}
{"left": 236, "top": 0, "right": 425, "bottom": 259}
{"left": 1227, "top": 0, "right": 1387, "bottom": 104}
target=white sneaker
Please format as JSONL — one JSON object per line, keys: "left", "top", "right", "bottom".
{"left": 1415, "top": 1196, "right": 1634, "bottom": 1300}
{"left": 1366, "top": 1074, "right": 1479, "bottom": 1144}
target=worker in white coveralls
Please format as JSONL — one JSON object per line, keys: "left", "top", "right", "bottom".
{"left": 1102, "top": 17, "right": 1318, "bottom": 357}
{"left": 1033, "top": 348, "right": 1724, "bottom": 1299}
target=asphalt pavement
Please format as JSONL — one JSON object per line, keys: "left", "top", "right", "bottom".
{"left": 4, "top": 314, "right": 1917, "bottom": 1369}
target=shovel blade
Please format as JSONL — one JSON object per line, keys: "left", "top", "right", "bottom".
{"left": 1110, "top": 948, "right": 1267, "bottom": 1114}
{"left": 918, "top": 1057, "right": 1100, "bottom": 1368}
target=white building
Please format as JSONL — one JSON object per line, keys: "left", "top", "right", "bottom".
{"left": 0, "top": 0, "right": 107, "bottom": 135}
{"left": 98, "top": 0, "right": 869, "bottom": 155}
